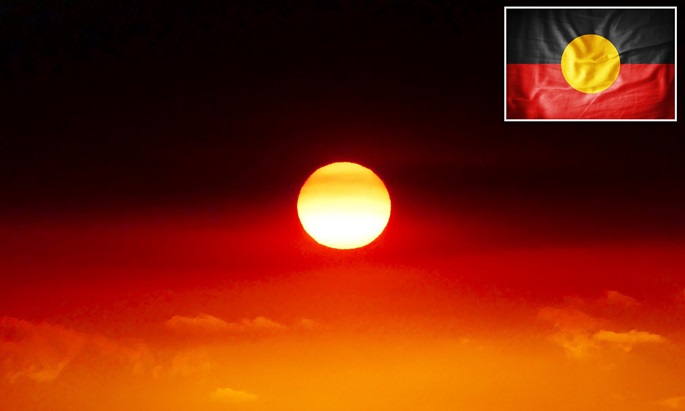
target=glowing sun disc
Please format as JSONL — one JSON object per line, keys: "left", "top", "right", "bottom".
{"left": 297, "top": 162, "right": 391, "bottom": 250}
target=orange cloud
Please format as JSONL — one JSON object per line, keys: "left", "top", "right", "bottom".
{"left": 659, "top": 396, "right": 685, "bottom": 409}
{"left": 537, "top": 306, "right": 602, "bottom": 358}
{"left": 538, "top": 297, "right": 666, "bottom": 358}
{"left": 241, "top": 316, "right": 286, "bottom": 331}
{"left": 550, "top": 331, "right": 597, "bottom": 359}
{"left": 0, "top": 316, "right": 153, "bottom": 383}
{"left": 593, "top": 329, "right": 666, "bottom": 352}
{"left": 296, "top": 318, "right": 318, "bottom": 329}
{"left": 604, "top": 290, "right": 640, "bottom": 307}
{"left": 165, "top": 313, "right": 231, "bottom": 331}
{"left": 537, "top": 306, "right": 602, "bottom": 332}
{"left": 165, "top": 314, "right": 286, "bottom": 334}
{"left": 0, "top": 317, "right": 86, "bottom": 382}
{"left": 168, "top": 348, "right": 213, "bottom": 378}
{"left": 211, "top": 387, "right": 258, "bottom": 404}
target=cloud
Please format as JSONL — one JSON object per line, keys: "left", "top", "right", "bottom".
{"left": 659, "top": 396, "right": 685, "bottom": 409}
{"left": 165, "top": 314, "right": 286, "bottom": 334}
{"left": 0, "top": 316, "right": 153, "bottom": 383}
{"left": 537, "top": 306, "right": 602, "bottom": 331}
{"left": 604, "top": 290, "right": 640, "bottom": 307}
{"left": 296, "top": 318, "right": 318, "bottom": 329}
{"left": 0, "top": 317, "right": 86, "bottom": 382}
{"left": 593, "top": 330, "right": 666, "bottom": 352}
{"left": 211, "top": 387, "right": 258, "bottom": 404}
{"left": 538, "top": 302, "right": 666, "bottom": 358}
{"left": 537, "top": 306, "right": 602, "bottom": 358}
{"left": 549, "top": 331, "right": 597, "bottom": 359}
{"left": 168, "top": 349, "right": 212, "bottom": 378}
{"left": 241, "top": 316, "right": 286, "bottom": 331}
{"left": 165, "top": 313, "right": 231, "bottom": 331}
{"left": 1, "top": 313, "right": 314, "bottom": 385}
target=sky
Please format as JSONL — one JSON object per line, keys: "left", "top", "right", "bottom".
{"left": 1, "top": 1, "right": 684, "bottom": 410}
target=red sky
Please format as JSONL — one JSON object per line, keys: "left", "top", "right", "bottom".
{"left": 1, "top": 1, "right": 684, "bottom": 410}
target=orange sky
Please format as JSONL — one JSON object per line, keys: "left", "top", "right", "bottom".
{"left": 2, "top": 204, "right": 684, "bottom": 410}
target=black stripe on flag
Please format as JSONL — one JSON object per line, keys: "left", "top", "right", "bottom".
{"left": 506, "top": 9, "right": 675, "bottom": 64}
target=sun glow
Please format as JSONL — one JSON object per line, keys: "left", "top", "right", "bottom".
{"left": 297, "top": 162, "right": 391, "bottom": 249}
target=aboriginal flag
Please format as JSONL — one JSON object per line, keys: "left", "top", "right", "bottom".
{"left": 506, "top": 8, "right": 676, "bottom": 120}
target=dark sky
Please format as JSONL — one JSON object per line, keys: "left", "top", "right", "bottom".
{"left": 1, "top": 1, "right": 684, "bottom": 286}
{"left": 0, "top": 1, "right": 497, "bottom": 206}
{"left": 2, "top": 3, "right": 682, "bottom": 203}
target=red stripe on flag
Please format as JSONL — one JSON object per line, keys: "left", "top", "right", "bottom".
{"left": 507, "top": 64, "right": 675, "bottom": 119}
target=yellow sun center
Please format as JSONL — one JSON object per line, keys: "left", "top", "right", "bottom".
{"left": 297, "top": 162, "right": 391, "bottom": 250}
{"left": 561, "top": 34, "right": 620, "bottom": 94}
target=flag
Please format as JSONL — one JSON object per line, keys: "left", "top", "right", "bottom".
{"left": 505, "top": 8, "right": 676, "bottom": 120}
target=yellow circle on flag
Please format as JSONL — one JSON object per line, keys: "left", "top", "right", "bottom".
{"left": 561, "top": 34, "right": 620, "bottom": 94}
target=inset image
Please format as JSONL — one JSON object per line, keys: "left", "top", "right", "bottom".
{"left": 505, "top": 7, "right": 676, "bottom": 121}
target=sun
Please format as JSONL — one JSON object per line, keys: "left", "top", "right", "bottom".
{"left": 561, "top": 34, "right": 620, "bottom": 94}
{"left": 297, "top": 162, "right": 391, "bottom": 250}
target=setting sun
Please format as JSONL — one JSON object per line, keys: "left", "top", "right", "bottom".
{"left": 297, "top": 162, "right": 391, "bottom": 249}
